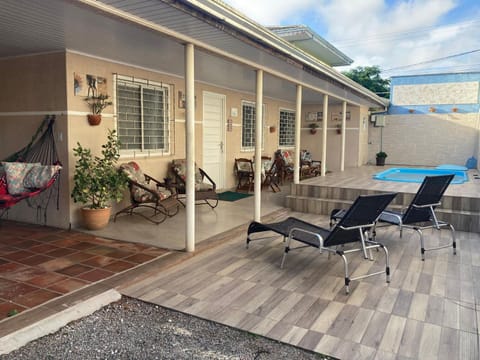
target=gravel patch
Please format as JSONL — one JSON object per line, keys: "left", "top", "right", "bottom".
{"left": 2, "top": 297, "right": 336, "bottom": 360}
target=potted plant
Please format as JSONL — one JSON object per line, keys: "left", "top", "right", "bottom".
{"left": 376, "top": 151, "right": 387, "bottom": 166}
{"left": 71, "top": 129, "right": 128, "bottom": 230}
{"left": 84, "top": 94, "right": 113, "bottom": 126}
{"left": 309, "top": 123, "right": 319, "bottom": 134}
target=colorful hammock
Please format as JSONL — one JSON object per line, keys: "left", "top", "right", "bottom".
{"left": 0, "top": 115, "right": 61, "bottom": 223}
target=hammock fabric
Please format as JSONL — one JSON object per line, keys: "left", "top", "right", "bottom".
{"left": 0, "top": 115, "right": 61, "bottom": 222}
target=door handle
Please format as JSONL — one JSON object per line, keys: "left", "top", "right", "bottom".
{"left": 220, "top": 141, "right": 224, "bottom": 152}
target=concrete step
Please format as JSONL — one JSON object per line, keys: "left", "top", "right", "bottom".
{"left": 286, "top": 194, "right": 480, "bottom": 233}
{"left": 291, "top": 184, "right": 480, "bottom": 212}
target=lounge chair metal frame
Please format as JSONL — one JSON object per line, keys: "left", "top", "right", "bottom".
{"left": 331, "top": 174, "right": 456, "bottom": 260}
{"left": 114, "top": 162, "right": 180, "bottom": 224}
{"left": 247, "top": 193, "right": 397, "bottom": 294}
{"left": 168, "top": 160, "right": 219, "bottom": 209}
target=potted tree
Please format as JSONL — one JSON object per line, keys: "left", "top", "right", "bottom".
{"left": 376, "top": 151, "right": 387, "bottom": 166}
{"left": 71, "top": 129, "right": 128, "bottom": 230}
{"left": 309, "top": 123, "right": 319, "bottom": 134}
{"left": 84, "top": 94, "right": 113, "bottom": 126}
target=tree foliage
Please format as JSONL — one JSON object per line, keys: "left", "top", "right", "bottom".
{"left": 342, "top": 66, "right": 390, "bottom": 99}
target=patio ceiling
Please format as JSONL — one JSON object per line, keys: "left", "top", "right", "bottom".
{"left": 0, "top": 0, "right": 388, "bottom": 108}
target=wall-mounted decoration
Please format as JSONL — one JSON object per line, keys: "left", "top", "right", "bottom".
{"left": 306, "top": 111, "right": 322, "bottom": 122}
{"left": 74, "top": 73, "right": 84, "bottom": 96}
{"left": 332, "top": 111, "right": 351, "bottom": 122}
{"left": 74, "top": 73, "right": 107, "bottom": 97}
{"left": 340, "top": 111, "right": 351, "bottom": 121}
{"left": 231, "top": 107, "right": 238, "bottom": 117}
{"left": 331, "top": 112, "right": 340, "bottom": 122}
{"left": 178, "top": 91, "right": 196, "bottom": 109}
{"left": 178, "top": 91, "right": 186, "bottom": 109}
{"left": 227, "top": 118, "right": 233, "bottom": 132}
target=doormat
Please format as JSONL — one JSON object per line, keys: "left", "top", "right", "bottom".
{"left": 217, "top": 191, "right": 253, "bottom": 202}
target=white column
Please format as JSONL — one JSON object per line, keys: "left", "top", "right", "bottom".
{"left": 185, "top": 43, "right": 195, "bottom": 252}
{"left": 340, "top": 101, "right": 347, "bottom": 171}
{"left": 294, "top": 85, "right": 302, "bottom": 184}
{"left": 321, "top": 94, "right": 328, "bottom": 176}
{"left": 254, "top": 70, "right": 263, "bottom": 222}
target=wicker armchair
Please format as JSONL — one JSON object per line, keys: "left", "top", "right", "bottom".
{"left": 114, "top": 162, "right": 180, "bottom": 224}
{"left": 168, "top": 159, "right": 218, "bottom": 208}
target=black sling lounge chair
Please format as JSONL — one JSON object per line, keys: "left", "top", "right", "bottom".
{"left": 247, "top": 193, "right": 397, "bottom": 294}
{"left": 331, "top": 174, "right": 456, "bottom": 261}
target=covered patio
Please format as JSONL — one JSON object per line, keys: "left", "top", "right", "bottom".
{"left": 0, "top": 0, "right": 387, "bottom": 253}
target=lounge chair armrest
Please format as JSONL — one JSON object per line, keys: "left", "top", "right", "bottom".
{"left": 338, "top": 222, "right": 376, "bottom": 231}
{"left": 412, "top": 202, "right": 441, "bottom": 209}
{"left": 288, "top": 227, "right": 324, "bottom": 251}
{"left": 163, "top": 178, "right": 179, "bottom": 196}
{"left": 199, "top": 168, "right": 216, "bottom": 191}
{"left": 144, "top": 174, "right": 166, "bottom": 187}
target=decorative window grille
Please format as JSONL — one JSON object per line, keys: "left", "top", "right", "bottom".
{"left": 279, "top": 109, "right": 295, "bottom": 147}
{"left": 241, "top": 101, "right": 265, "bottom": 150}
{"left": 115, "top": 75, "right": 170, "bottom": 154}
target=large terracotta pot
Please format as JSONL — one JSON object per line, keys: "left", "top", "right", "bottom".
{"left": 81, "top": 207, "right": 111, "bottom": 230}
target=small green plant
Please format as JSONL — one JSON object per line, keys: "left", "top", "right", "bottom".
{"left": 309, "top": 123, "right": 319, "bottom": 129}
{"left": 71, "top": 129, "right": 128, "bottom": 209}
{"left": 7, "top": 309, "right": 18, "bottom": 317}
{"left": 84, "top": 94, "right": 113, "bottom": 115}
{"left": 376, "top": 151, "right": 387, "bottom": 158}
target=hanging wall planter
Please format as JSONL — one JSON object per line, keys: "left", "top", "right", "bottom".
{"left": 309, "top": 123, "right": 318, "bottom": 134}
{"left": 84, "top": 94, "right": 112, "bottom": 126}
{"left": 87, "top": 114, "right": 102, "bottom": 126}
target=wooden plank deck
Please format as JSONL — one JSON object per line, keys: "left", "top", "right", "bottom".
{"left": 120, "top": 210, "right": 480, "bottom": 359}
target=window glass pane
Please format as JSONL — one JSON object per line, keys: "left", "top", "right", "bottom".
{"left": 242, "top": 103, "right": 255, "bottom": 148}
{"left": 279, "top": 110, "right": 295, "bottom": 147}
{"left": 116, "top": 79, "right": 169, "bottom": 152}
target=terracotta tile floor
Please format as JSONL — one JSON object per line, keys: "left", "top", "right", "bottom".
{"left": 0, "top": 220, "right": 169, "bottom": 319}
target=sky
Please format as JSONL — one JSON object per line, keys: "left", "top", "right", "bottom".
{"left": 223, "top": 0, "right": 480, "bottom": 78}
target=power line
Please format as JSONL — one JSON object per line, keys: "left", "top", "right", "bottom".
{"left": 333, "top": 18, "right": 480, "bottom": 47}
{"left": 382, "top": 49, "right": 480, "bottom": 72}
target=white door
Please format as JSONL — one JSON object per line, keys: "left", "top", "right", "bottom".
{"left": 202, "top": 91, "right": 226, "bottom": 189}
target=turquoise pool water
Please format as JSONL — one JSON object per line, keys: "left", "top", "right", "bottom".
{"left": 374, "top": 167, "right": 468, "bottom": 184}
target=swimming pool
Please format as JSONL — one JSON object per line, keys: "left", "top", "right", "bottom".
{"left": 374, "top": 167, "right": 468, "bottom": 184}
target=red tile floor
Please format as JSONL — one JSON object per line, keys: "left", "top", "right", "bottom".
{"left": 0, "top": 220, "right": 169, "bottom": 319}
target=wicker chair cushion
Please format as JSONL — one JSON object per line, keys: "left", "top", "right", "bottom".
{"left": 280, "top": 150, "right": 294, "bottom": 167}
{"left": 196, "top": 182, "right": 213, "bottom": 191}
{"left": 121, "top": 162, "right": 171, "bottom": 202}
{"left": 172, "top": 159, "right": 203, "bottom": 184}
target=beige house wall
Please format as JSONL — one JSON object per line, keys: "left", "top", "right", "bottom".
{"left": 368, "top": 113, "right": 479, "bottom": 166}
{"left": 301, "top": 104, "right": 364, "bottom": 171}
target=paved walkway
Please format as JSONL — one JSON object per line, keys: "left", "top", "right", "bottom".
{"left": 0, "top": 221, "right": 168, "bottom": 318}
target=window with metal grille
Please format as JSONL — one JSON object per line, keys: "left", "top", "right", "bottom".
{"left": 116, "top": 76, "right": 169, "bottom": 154}
{"left": 279, "top": 109, "right": 295, "bottom": 147}
{"left": 241, "top": 101, "right": 265, "bottom": 150}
